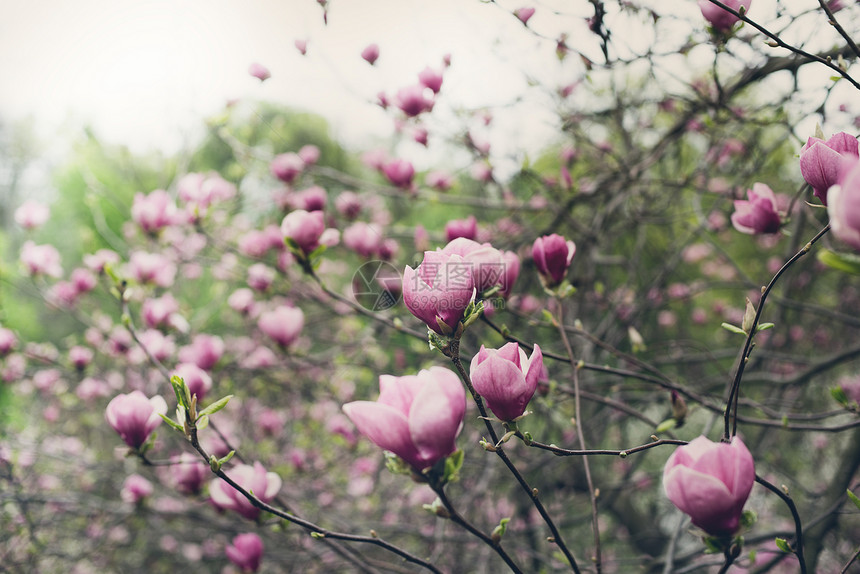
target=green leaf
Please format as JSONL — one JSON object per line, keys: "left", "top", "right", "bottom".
{"left": 170, "top": 375, "right": 190, "bottom": 409}
{"left": 383, "top": 452, "right": 413, "bottom": 476}
{"left": 196, "top": 414, "right": 209, "bottom": 430}
{"left": 831, "top": 386, "right": 850, "bottom": 406}
{"left": 158, "top": 413, "right": 184, "bottom": 432}
{"left": 847, "top": 489, "right": 860, "bottom": 510}
{"left": 756, "top": 322, "right": 774, "bottom": 332}
{"left": 818, "top": 249, "right": 860, "bottom": 275}
{"left": 218, "top": 450, "right": 235, "bottom": 467}
{"left": 491, "top": 517, "right": 511, "bottom": 543}
{"left": 197, "top": 395, "right": 233, "bottom": 419}
{"left": 441, "top": 449, "right": 464, "bottom": 485}
{"left": 740, "top": 509, "right": 757, "bottom": 528}
{"left": 775, "top": 537, "right": 792, "bottom": 553}
{"left": 655, "top": 418, "right": 677, "bottom": 433}
{"left": 721, "top": 322, "right": 747, "bottom": 335}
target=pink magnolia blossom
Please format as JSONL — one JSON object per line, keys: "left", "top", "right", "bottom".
{"left": 178, "top": 334, "right": 224, "bottom": 371}
{"left": 70, "top": 268, "right": 97, "bottom": 293}
{"left": 20, "top": 241, "right": 62, "bottom": 278}
{"left": 394, "top": 85, "right": 434, "bottom": 117}
{"left": 382, "top": 158, "right": 415, "bottom": 189}
{"left": 294, "top": 185, "right": 327, "bottom": 211}
{"left": 177, "top": 173, "right": 237, "bottom": 216}
{"left": 343, "top": 222, "right": 383, "bottom": 258}
{"left": 361, "top": 43, "right": 380, "bottom": 65}
{"left": 0, "top": 328, "right": 18, "bottom": 356}
{"left": 105, "top": 391, "right": 168, "bottom": 449}
{"left": 295, "top": 38, "right": 308, "bottom": 55}
{"left": 698, "top": 0, "right": 751, "bottom": 32}
{"left": 173, "top": 363, "right": 213, "bottom": 402}
{"left": 14, "top": 200, "right": 50, "bottom": 229}
{"left": 500, "top": 250, "right": 521, "bottom": 298}
{"left": 663, "top": 436, "right": 755, "bottom": 536}
{"left": 226, "top": 533, "right": 264, "bottom": 573}
{"left": 335, "top": 191, "right": 362, "bottom": 219}
{"left": 142, "top": 293, "right": 181, "bottom": 329}
{"left": 131, "top": 189, "right": 178, "bottom": 233}
{"left": 281, "top": 209, "right": 326, "bottom": 254}
{"left": 248, "top": 62, "right": 270, "bottom": 81}
{"left": 170, "top": 453, "right": 209, "bottom": 495}
{"left": 270, "top": 153, "right": 305, "bottom": 184}
{"left": 210, "top": 462, "right": 282, "bottom": 521}
{"left": 83, "top": 249, "right": 120, "bottom": 273}
{"left": 121, "top": 474, "right": 153, "bottom": 504}
{"left": 228, "top": 288, "right": 257, "bottom": 315}
{"left": 470, "top": 342, "right": 543, "bottom": 421}
{"left": 731, "top": 183, "right": 781, "bottom": 235}
{"left": 827, "top": 158, "right": 860, "bottom": 250}
{"left": 418, "top": 66, "right": 443, "bottom": 94}
{"left": 800, "top": 131, "right": 859, "bottom": 205}
{"left": 48, "top": 281, "right": 79, "bottom": 308}
{"left": 425, "top": 170, "right": 453, "bottom": 191}
{"left": 532, "top": 234, "right": 576, "bottom": 287}
{"left": 441, "top": 237, "right": 505, "bottom": 294}
{"left": 413, "top": 126, "right": 429, "bottom": 147}
{"left": 257, "top": 306, "right": 304, "bottom": 347}
{"left": 403, "top": 251, "right": 475, "bottom": 335}
{"left": 342, "top": 367, "right": 466, "bottom": 471}
{"left": 136, "top": 329, "right": 176, "bottom": 363}
{"left": 515, "top": 7, "right": 535, "bottom": 24}
{"left": 298, "top": 145, "right": 320, "bottom": 166}
{"left": 69, "top": 345, "right": 94, "bottom": 370}
{"left": 128, "top": 251, "right": 177, "bottom": 287}
{"left": 445, "top": 216, "right": 478, "bottom": 241}
{"left": 247, "top": 263, "right": 276, "bottom": 292}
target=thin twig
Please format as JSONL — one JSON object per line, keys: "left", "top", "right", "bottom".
{"left": 755, "top": 475, "right": 807, "bottom": 574}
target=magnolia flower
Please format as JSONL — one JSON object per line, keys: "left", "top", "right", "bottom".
{"left": 394, "top": 85, "right": 434, "bottom": 118}
{"left": 445, "top": 216, "right": 477, "bottom": 241}
{"left": 172, "top": 363, "right": 213, "bottom": 402}
{"left": 121, "top": 474, "right": 153, "bottom": 504}
{"left": 418, "top": 66, "right": 443, "bottom": 94}
{"left": 663, "top": 436, "right": 755, "bottom": 536}
{"left": 226, "top": 533, "right": 264, "bottom": 572}
{"left": 342, "top": 367, "right": 466, "bottom": 471}
{"left": 827, "top": 158, "right": 860, "bottom": 250}
{"left": 270, "top": 153, "right": 305, "bottom": 184}
{"left": 257, "top": 305, "right": 304, "bottom": 347}
{"left": 440, "top": 237, "right": 505, "bottom": 294}
{"left": 210, "top": 462, "right": 282, "bottom": 521}
{"left": 800, "top": 131, "right": 859, "bottom": 205}
{"left": 698, "top": 0, "right": 751, "bottom": 32}
{"left": 178, "top": 334, "right": 224, "bottom": 371}
{"left": 14, "top": 201, "right": 50, "bottom": 229}
{"left": 515, "top": 7, "right": 535, "bottom": 24}
{"left": 403, "top": 251, "right": 474, "bottom": 334}
{"left": 470, "top": 342, "right": 543, "bottom": 421}
{"left": 248, "top": 62, "right": 270, "bottom": 81}
{"left": 532, "top": 234, "right": 576, "bottom": 287}
{"left": 131, "top": 189, "right": 178, "bottom": 233}
{"left": 105, "top": 391, "right": 168, "bottom": 449}
{"left": 382, "top": 158, "right": 415, "bottom": 189}
{"left": 361, "top": 43, "right": 380, "bottom": 65}
{"left": 731, "top": 183, "right": 781, "bottom": 235}
{"left": 20, "top": 241, "right": 62, "bottom": 278}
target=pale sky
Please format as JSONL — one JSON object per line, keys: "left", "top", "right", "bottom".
{"left": 0, "top": 0, "right": 593, "bottom": 176}
{"left": 0, "top": 0, "right": 855, "bottom": 183}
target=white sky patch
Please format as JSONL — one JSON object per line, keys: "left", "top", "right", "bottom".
{"left": 0, "top": 0, "right": 586, "bottom": 177}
